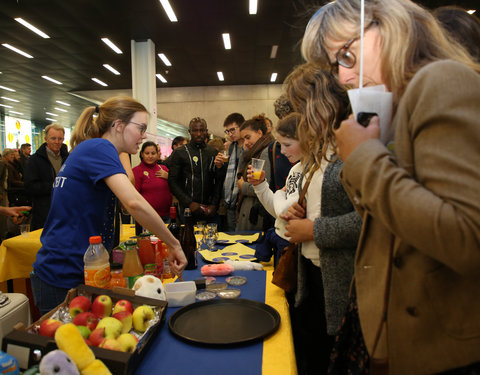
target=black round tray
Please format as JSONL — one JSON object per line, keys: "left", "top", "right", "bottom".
{"left": 168, "top": 299, "right": 280, "bottom": 345}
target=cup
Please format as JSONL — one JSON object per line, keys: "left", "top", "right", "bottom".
{"left": 193, "top": 224, "right": 205, "bottom": 249}
{"left": 250, "top": 158, "right": 265, "bottom": 180}
{"left": 222, "top": 150, "right": 229, "bottom": 162}
{"left": 20, "top": 224, "right": 30, "bottom": 237}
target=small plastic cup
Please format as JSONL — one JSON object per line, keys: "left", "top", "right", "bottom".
{"left": 222, "top": 150, "right": 229, "bottom": 162}
{"left": 20, "top": 224, "right": 30, "bottom": 237}
{"left": 251, "top": 158, "right": 265, "bottom": 180}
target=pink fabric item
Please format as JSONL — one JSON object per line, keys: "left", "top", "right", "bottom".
{"left": 201, "top": 264, "right": 234, "bottom": 276}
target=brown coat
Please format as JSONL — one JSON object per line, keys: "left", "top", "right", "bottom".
{"left": 341, "top": 60, "right": 480, "bottom": 374}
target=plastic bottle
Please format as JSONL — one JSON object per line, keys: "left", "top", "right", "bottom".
{"left": 180, "top": 208, "right": 197, "bottom": 269}
{"left": 160, "top": 242, "right": 174, "bottom": 280}
{"left": 109, "top": 262, "right": 127, "bottom": 289}
{"left": 84, "top": 236, "right": 111, "bottom": 289}
{"left": 122, "top": 240, "right": 143, "bottom": 288}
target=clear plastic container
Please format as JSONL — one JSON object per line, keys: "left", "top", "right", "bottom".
{"left": 84, "top": 236, "right": 111, "bottom": 289}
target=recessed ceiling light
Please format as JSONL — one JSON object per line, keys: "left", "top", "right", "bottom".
{"left": 2, "top": 43, "right": 33, "bottom": 58}
{"left": 101, "top": 38, "right": 123, "bottom": 54}
{"left": 159, "top": 0, "right": 178, "bottom": 22}
{"left": 156, "top": 74, "right": 167, "bottom": 83}
{"left": 1, "top": 96, "right": 19, "bottom": 102}
{"left": 103, "top": 64, "right": 120, "bottom": 75}
{"left": 14, "top": 17, "right": 50, "bottom": 38}
{"left": 91, "top": 77, "right": 108, "bottom": 87}
{"left": 0, "top": 85, "right": 15, "bottom": 92}
{"left": 42, "top": 75, "right": 63, "bottom": 85}
{"left": 56, "top": 100, "right": 70, "bottom": 106}
{"left": 55, "top": 107, "right": 68, "bottom": 112}
{"left": 222, "top": 33, "right": 231, "bottom": 50}
{"left": 249, "top": 0, "right": 258, "bottom": 15}
{"left": 217, "top": 71, "right": 224, "bottom": 81}
{"left": 46, "top": 112, "right": 58, "bottom": 116}
{"left": 270, "top": 45, "right": 278, "bottom": 59}
{"left": 467, "top": 9, "right": 476, "bottom": 14}
{"left": 0, "top": 103, "right": 13, "bottom": 108}
{"left": 270, "top": 73, "right": 278, "bottom": 82}
{"left": 46, "top": 117, "right": 57, "bottom": 122}
{"left": 9, "top": 110, "right": 24, "bottom": 115}
{"left": 158, "top": 53, "right": 172, "bottom": 66}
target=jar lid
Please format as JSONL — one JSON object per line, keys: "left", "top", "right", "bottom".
{"left": 217, "top": 288, "right": 241, "bottom": 299}
{"left": 89, "top": 236, "right": 102, "bottom": 244}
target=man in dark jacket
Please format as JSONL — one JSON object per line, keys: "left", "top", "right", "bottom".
{"left": 24, "top": 124, "right": 69, "bottom": 230}
{"left": 168, "top": 117, "right": 224, "bottom": 223}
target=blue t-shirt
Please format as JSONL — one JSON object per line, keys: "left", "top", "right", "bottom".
{"left": 33, "top": 138, "right": 126, "bottom": 289}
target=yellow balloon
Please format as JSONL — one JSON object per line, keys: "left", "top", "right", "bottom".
{"left": 15, "top": 120, "right": 21, "bottom": 130}
{"left": 7, "top": 133, "right": 14, "bottom": 143}
{"left": 25, "top": 135, "right": 30, "bottom": 143}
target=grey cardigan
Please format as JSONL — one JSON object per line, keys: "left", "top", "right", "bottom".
{"left": 295, "top": 158, "right": 362, "bottom": 335}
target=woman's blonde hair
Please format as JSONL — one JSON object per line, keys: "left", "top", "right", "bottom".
{"left": 70, "top": 96, "right": 148, "bottom": 150}
{"left": 284, "top": 63, "right": 350, "bottom": 167}
{"left": 302, "top": 0, "right": 480, "bottom": 104}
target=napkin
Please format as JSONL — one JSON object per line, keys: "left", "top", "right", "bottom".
{"left": 199, "top": 243, "right": 257, "bottom": 263}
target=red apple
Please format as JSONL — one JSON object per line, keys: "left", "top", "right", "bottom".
{"left": 73, "top": 312, "right": 98, "bottom": 331}
{"left": 99, "top": 337, "right": 122, "bottom": 351}
{"left": 68, "top": 295, "right": 91, "bottom": 318}
{"left": 88, "top": 327, "right": 106, "bottom": 347}
{"left": 112, "top": 311, "right": 133, "bottom": 333}
{"left": 112, "top": 299, "right": 133, "bottom": 315}
{"left": 116, "top": 333, "right": 138, "bottom": 353}
{"left": 39, "top": 318, "right": 63, "bottom": 337}
{"left": 91, "top": 295, "right": 112, "bottom": 318}
{"left": 84, "top": 338, "right": 92, "bottom": 346}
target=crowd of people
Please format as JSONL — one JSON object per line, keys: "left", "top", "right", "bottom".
{"left": 3, "top": 0, "right": 479, "bottom": 373}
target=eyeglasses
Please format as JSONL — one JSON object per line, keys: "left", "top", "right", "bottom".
{"left": 128, "top": 121, "right": 147, "bottom": 135}
{"left": 334, "top": 20, "right": 378, "bottom": 69}
{"left": 224, "top": 127, "right": 238, "bottom": 135}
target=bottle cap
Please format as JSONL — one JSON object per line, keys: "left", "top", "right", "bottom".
{"left": 110, "top": 262, "right": 122, "bottom": 270}
{"left": 89, "top": 236, "right": 102, "bottom": 244}
{"left": 124, "top": 240, "right": 137, "bottom": 247}
{"left": 138, "top": 233, "right": 150, "bottom": 238}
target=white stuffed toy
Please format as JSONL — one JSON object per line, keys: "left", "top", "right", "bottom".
{"left": 133, "top": 275, "right": 166, "bottom": 300}
{"left": 225, "top": 260, "right": 264, "bottom": 271}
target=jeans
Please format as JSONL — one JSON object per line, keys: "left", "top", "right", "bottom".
{"left": 30, "top": 270, "right": 70, "bottom": 315}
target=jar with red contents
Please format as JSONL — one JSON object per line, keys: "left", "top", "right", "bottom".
{"left": 138, "top": 233, "right": 155, "bottom": 266}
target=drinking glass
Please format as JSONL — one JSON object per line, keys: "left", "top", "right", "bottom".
{"left": 193, "top": 224, "right": 205, "bottom": 250}
{"left": 204, "top": 224, "right": 218, "bottom": 251}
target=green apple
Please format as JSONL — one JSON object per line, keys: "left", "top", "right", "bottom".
{"left": 96, "top": 317, "right": 123, "bottom": 338}
{"left": 132, "top": 305, "right": 155, "bottom": 333}
{"left": 116, "top": 333, "right": 138, "bottom": 353}
{"left": 76, "top": 325, "right": 91, "bottom": 339}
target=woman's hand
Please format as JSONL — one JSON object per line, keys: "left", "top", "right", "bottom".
{"left": 334, "top": 114, "right": 380, "bottom": 161}
{"left": 169, "top": 244, "right": 188, "bottom": 278}
{"left": 279, "top": 202, "right": 306, "bottom": 221}
{"left": 285, "top": 219, "right": 314, "bottom": 243}
{"left": 246, "top": 165, "right": 265, "bottom": 185}
{"left": 155, "top": 169, "right": 168, "bottom": 179}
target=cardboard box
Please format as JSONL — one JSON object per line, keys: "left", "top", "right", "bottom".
{"left": 1, "top": 284, "right": 167, "bottom": 375}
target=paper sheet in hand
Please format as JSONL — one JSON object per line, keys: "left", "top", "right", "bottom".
{"left": 216, "top": 232, "right": 261, "bottom": 245}
{"left": 199, "top": 243, "right": 257, "bottom": 263}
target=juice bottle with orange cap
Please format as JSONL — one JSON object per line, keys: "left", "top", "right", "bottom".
{"left": 84, "top": 236, "right": 111, "bottom": 289}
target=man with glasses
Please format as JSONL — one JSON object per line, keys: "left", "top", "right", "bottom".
{"left": 168, "top": 117, "right": 223, "bottom": 223}
{"left": 24, "top": 123, "right": 69, "bottom": 230}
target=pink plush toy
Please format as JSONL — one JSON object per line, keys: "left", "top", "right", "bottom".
{"left": 201, "top": 264, "right": 234, "bottom": 276}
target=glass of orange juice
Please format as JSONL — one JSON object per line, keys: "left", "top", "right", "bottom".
{"left": 251, "top": 158, "right": 265, "bottom": 180}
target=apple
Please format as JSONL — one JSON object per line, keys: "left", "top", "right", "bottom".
{"left": 84, "top": 338, "right": 92, "bottom": 346}
{"left": 99, "top": 337, "right": 122, "bottom": 351}
{"left": 68, "top": 296, "right": 91, "bottom": 318}
{"left": 112, "top": 299, "right": 133, "bottom": 315}
{"left": 132, "top": 305, "right": 155, "bottom": 333}
{"left": 96, "top": 317, "right": 123, "bottom": 338}
{"left": 89, "top": 327, "right": 106, "bottom": 347}
{"left": 76, "top": 325, "right": 91, "bottom": 339}
{"left": 91, "top": 295, "right": 112, "bottom": 318}
{"left": 116, "top": 333, "right": 138, "bottom": 353}
{"left": 73, "top": 312, "right": 98, "bottom": 331}
{"left": 112, "top": 311, "right": 133, "bottom": 333}
{"left": 39, "top": 318, "right": 63, "bottom": 337}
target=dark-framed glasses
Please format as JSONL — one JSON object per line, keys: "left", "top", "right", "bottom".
{"left": 224, "top": 127, "right": 238, "bottom": 135}
{"left": 129, "top": 121, "right": 148, "bottom": 134}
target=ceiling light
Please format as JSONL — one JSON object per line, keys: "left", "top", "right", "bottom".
{"left": 9, "top": 110, "right": 23, "bottom": 115}
{"left": 0, "top": 103, "right": 13, "bottom": 108}
{"left": 222, "top": 33, "right": 231, "bottom": 50}
{"left": 42, "top": 75, "right": 63, "bottom": 85}
{"left": 56, "top": 100, "right": 70, "bottom": 106}
{"left": 467, "top": 9, "right": 476, "bottom": 14}
{"left": 14, "top": 17, "right": 50, "bottom": 38}
{"left": 103, "top": 64, "right": 120, "bottom": 75}
{"left": 158, "top": 53, "right": 172, "bottom": 66}
{"left": 159, "top": 0, "right": 178, "bottom": 22}
{"left": 46, "top": 112, "right": 58, "bottom": 116}
{"left": 270, "top": 45, "right": 278, "bottom": 59}
{"left": 156, "top": 74, "right": 167, "bottom": 83}
{"left": 101, "top": 38, "right": 123, "bottom": 54}
{"left": 270, "top": 73, "right": 278, "bottom": 82}
{"left": 1, "top": 96, "right": 19, "bottom": 102}
{"left": 91, "top": 77, "right": 108, "bottom": 86}
{"left": 55, "top": 107, "right": 68, "bottom": 112}
{"left": 46, "top": 117, "right": 57, "bottom": 122}
{"left": 0, "top": 85, "right": 15, "bottom": 92}
{"left": 217, "top": 72, "right": 224, "bottom": 81}
{"left": 2, "top": 43, "right": 33, "bottom": 58}
{"left": 249, "top": 0, "right": 258, "bottom": 15}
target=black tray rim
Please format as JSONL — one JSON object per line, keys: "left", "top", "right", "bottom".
{"left": 168, "top": 298, "right": 280, "bottom": 345}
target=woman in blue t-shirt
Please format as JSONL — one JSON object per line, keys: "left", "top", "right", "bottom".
{"left": 31, "top": 96, "right": 187, "bottom": 314}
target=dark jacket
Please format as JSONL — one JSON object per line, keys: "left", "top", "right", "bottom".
{"left": 6, "top": 160, "right": 30, "bottom": 206}
{"left": 268, "top": 140, "right": 294, "bottom": 192}
{"left": 24, "top": 143, "right": 69, "bottom": 230}
{"left": 168, "top": 140, "right": 224, "bottom": 210}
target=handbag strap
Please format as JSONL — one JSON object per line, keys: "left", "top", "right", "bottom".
{"left": 297, "top": 164, "right": 317, "bottom": 205}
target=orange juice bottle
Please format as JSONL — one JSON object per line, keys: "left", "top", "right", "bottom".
{"left": 122, "top": 240, "right": 143, "bottom": 288}
{"left": 160, "top": 242, "right": 174, "bottom": 280}
{"left": 84, "top": 236, "right": 111, "bottom": 288}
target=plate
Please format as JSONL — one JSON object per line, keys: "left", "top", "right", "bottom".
{"left": 168, "top": 299, "right": 280, "bottom": 345}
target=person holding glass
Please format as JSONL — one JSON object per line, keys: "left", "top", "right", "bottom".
{"left": 303, "top": 0, "right": 480, "bottom": 373}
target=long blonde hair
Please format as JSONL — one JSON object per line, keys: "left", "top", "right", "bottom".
{"left": 302, "top": 0, "right": 480, "bottom": 104}
{"left": 70, "top": 96, "right": 148, "bottom": 150}
{"left": 284, "top": 63, "right": 350, "bottom": 168}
